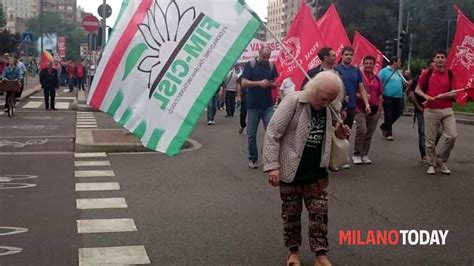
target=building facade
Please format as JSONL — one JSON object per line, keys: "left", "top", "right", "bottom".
{"left": 1, "top": 0, "right": 38, "bottom": 19}
{"left": 42, "top": 0, "right": 77, "bottom": 24}
{"left": 267, "top": 0, "right": 318, "bottom": 40}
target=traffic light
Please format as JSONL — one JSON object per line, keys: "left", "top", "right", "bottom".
{"left": 399, "top": 30, "right": 408, "bottom": 49}
{"left": 384, "top": 40, "right": 394, "bottom": 57}
{"left": 96, "top": 27, "right": 113, "bottom": 48}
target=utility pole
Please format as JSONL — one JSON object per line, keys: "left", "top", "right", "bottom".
{"left": 40, "top": 0, "right": 43, "bottom": 54}
{"left": 396, "top": 0, "right": 404, "bottom": 58}
{"left": 102, "top": 0, "right": 107, "bottom": 47}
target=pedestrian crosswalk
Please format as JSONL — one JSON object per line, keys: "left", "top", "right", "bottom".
{"left": 21, "top": 100, "right": 71, "bottom": 110}
{"left": 75, "top": 152, "right": 151, "bottom": 265}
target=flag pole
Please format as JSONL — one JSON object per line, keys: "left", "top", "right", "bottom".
{"left": 241, "top": 1, "right": 344, "bottom": 123}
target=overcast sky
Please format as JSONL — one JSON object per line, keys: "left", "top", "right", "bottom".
{"left": 77, "top": 0, "right": 268, "bottom": 27}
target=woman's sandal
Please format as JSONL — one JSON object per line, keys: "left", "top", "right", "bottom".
{"left": 287, "top": 253, "right": 301, "bottom": 266}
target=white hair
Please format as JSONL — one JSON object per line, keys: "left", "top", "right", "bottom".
{"left": 302, "top": 71, "right": 344, "bottom": 104}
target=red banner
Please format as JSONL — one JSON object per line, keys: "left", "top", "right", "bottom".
{"left": 57, "top": 37, "right": 66, "bottom": 58}
{"left": 447, "top": 6, "right": 474, "bottom": 103}
{"left": 352, "top": 31, "right": 385, "bottom": 74}
{"left": 316, "top": 4, "right": 351, "bottom": 61}
{"left": 275, "top": 0, "right": 326, "bottom": 91}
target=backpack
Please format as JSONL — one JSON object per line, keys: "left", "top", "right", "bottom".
{"left": 249, "top": 57, "right": 274, "bottom": 72}
{"left": 422, "top": 68, "right": 453, "bottom": 93}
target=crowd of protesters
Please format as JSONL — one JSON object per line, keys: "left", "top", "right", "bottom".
{"left": 208, "top": 45, "right": 459, "bottom": 266}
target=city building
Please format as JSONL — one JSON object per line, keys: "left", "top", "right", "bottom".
{"left": 267, "top": 0, "right": 318, "bottom": 40}
{"left": 1, "top": 0, "right": 38, "bottom": 19}
{"left": 41, "top": 0, "right": 77, "bottom": 24}
{"left": 255, "top": 22, "right": 267, "bottom": 41}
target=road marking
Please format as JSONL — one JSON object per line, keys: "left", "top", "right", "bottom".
{"left": 0, "top": 227, "right": 28, "bottom": 236}
{"left": 75, "top": 182, "right": 120, "bottom": 191}
{"left": 76, "top": 118, "right": 97, "bottom": 121}
{"left": 74, "top": 152, "right": 107, "bottom": 158}
{"left": 0, "top": 151, "right": 73, "bottom": 155}
{"left": 78, "top": 245, "right": 150, "bottom": 265}
{"left": 0, "top": 246, "right": 23, "bottom": 257}
{"left": 75, "top": 161, "right": 111, "bottom": 167}
{"left": 76, "top": 198, "right": 128, "bottom": 209}
{"left": 76, "top": 121, "right": 98, "bottom": 124}
{"left": 75, "top": 170, "right": 115, "bottom": 178}
{"left": 76, "top": 125, "right": 98, "bottom": 128}
{"left": 55, "top": 102, "right": 70, "bottom": 110}
{"left": 76, "top": 114, "right": 95, "bottom": 117}
{"left": 22, "top": 101, "right": 43, "bottom": 109}
{"left": 30, "top": 96, "right": 76, "bottom": 100}
{"left": 77, "top": 112, "right": 95, "bottom": 115}
{"left": 77, "top": 218, "right": 137, "bottom": 234}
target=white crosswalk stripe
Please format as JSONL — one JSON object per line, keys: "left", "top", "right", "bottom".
{"left": 55, "top": 102, "right": 70, "bottom": 110}
{"left": 75, "top": 182, "right": 120, "bottom": 191}
{"left": 22, "top": 101, "right": 43, "bottom": 109}
{"left": 74, "top": 152, "right": 107, "bottom": 158}
{"left": 76, "top": 198, "right": 127, "bottom": 209}
{"left": 78, "top": 246, "right": 150, "bottom": 265}
{"left": 77, "top": 218, "right": 137, "bottom": 234}
{"left": 75, "top": 161, "right": 111, "bottom": 167}
{"left": 75, "top": 170, "right": 115, "bottom": 178}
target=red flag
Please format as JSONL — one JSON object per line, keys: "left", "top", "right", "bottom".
{"left": 275, "top": 1, "right": 326, "bottom": 91}
{"left": 447, "top": 6, "right": 474, "bottom": 103}
{"left": 316, "top": 4, "right": 351, "bottom": 61}
{"left": 352, "top": 32, "right": 385, "bottom": 74}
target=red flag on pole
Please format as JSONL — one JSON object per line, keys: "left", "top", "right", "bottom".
{"left": 275, "top": 0, "right": 326, "bottom": 91}
{"left": 447, "top": 6, "right": 474, "bottom": 104}
{"left": 352, "top": 31, "right": 385, "bottom": 74}
{"left": 316, "top": 4, "right": 351, "bottom": 61}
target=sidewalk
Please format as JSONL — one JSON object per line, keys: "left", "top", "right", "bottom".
{"left": 20, "top": 74, "right": 42, "bottom": 100}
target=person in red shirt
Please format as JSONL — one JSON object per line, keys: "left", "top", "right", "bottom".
{"left": 415, "top": 50, "right": 457, "bottom": 175}
{"left": 76, "top": 60, "right": 86, "bottom": 91}
{"left": 353, "top": 55, "right": 383, "bottom": 165}
{"left": 67, "top": 60, "right": 76, "bottom": 92}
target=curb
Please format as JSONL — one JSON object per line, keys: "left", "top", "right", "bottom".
{"left": 19, "top": 85, "right": 41, "bottom": 101}
{"left": 75, "top": 128, "right": 201, "bottom": 153}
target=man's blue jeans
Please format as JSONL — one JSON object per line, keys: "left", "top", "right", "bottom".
{"left": 247, "top": 107, "right": 274, "bottom": 162}
{"left": 207, "top": 95, "right": 218, "bottom": 121}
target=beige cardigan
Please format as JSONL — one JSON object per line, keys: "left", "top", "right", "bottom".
{"left": 262, "top": 90, "right": 335, "bottom": 183}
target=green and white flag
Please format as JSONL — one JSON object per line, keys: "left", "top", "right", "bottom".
{"left": 88, "top": 0, "right": 261, "bottom": 155}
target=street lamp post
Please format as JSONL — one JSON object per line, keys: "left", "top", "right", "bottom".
{"left": 40, "top": 0, "right": 43, "bottom": 54}
{"left": 102, "top": 0, "right": 107, "bottom": 47}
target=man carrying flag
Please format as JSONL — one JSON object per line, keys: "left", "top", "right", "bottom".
{"left": 415, "top": 50, "right": 458, "bottom": 175}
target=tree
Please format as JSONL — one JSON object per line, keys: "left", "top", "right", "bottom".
{"left": 25, "top": 11, "right": 87, "bottom": 61}
{"left": 0, "top": 3, "right": 6, "bottom": 29}
{"left": 0, "top": 30, "right": 21, "bottom": 54}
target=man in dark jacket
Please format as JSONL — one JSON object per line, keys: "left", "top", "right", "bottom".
{"left": 39, "top": 62, "right": 59, "bottom": 110}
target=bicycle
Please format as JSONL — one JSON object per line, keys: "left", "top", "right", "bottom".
{"left": 0, "top": 80, "right": 21, "bottom": 117}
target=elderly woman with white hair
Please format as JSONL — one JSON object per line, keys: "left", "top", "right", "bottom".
{"left": 263, "top": 71, "right": 349, "bottom": 266}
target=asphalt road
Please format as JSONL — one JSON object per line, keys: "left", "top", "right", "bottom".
{"left": 103, "top": 112, "right": 473, "bottom": 265}
{"left": 1, "top": 107, "right": 473, "bottom": 265}
{"left": 0, "top": 110, "right": 78, "bottom": 265}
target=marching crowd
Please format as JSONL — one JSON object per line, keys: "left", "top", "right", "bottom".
{"left": 210, "top": 45, "right": 459, "bottom": 266}
{"left": 0, "top": 51, "right": 97, "bottom": 112}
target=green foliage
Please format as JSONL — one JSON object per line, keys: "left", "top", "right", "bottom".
{"left": 0, "top": 30, "right": 21, "bottom": 54}
{"left": 408, "top": 57, "right": 429, "bottom": 77}
{"left": 314, "top": 0, "right": 474, "bottom": 62}
{"left": 25, "top": 12, "right": 87, "bottom": 61}
{"left": 0, "top": 3, "right": 6, "bottom": 28}
{"left": 453, "top": 102, "right": 474, "bottom": 113}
